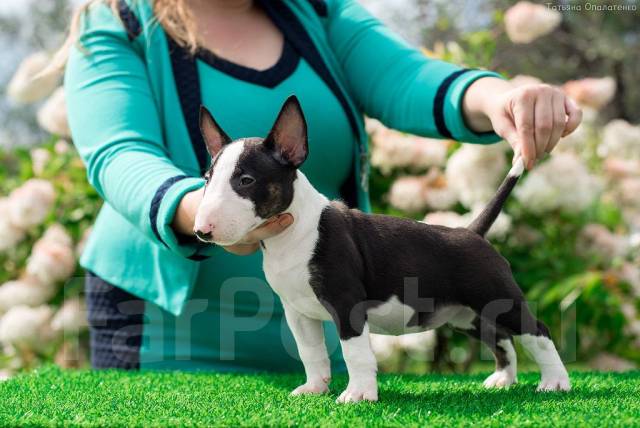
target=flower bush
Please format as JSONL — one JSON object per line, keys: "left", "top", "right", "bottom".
{"left": 0, "top": 138, "right": 101, "bottom": 374}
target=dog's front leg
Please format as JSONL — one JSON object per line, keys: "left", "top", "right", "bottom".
{"left": 283, "top": 304, "right": 331, "bottom": 395}
{"left": 337, "top": 322, "right": 378, "bottom": 403}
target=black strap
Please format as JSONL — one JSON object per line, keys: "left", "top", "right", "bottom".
{"left": 168, "top": 38, "right": 210, "bottom": 174}
{"left": 433, "top": 68, "right": 472, "bottom": 139}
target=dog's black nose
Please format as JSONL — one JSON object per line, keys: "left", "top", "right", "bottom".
{"left": 194, "top": 230, "right": 213, "bottom": 241}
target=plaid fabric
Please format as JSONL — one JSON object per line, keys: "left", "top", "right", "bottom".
{"left": 85, "top": 272, "right": 145, "bottom": 370}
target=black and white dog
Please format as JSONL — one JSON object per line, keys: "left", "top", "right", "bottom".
{"left": 194, "top": 96, "right": 570, "bottom": 403}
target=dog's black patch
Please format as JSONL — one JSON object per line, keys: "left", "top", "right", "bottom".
{"left": 308, "top": 202, "right": 550, "bottom": 342}
{"left": 231, "top": 139, "right": 298, "bottom": 219}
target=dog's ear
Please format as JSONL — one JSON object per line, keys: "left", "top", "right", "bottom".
{"left": 200, "top": 105, "right": 231, "bottom": 158}
{"left": 264, "top": 95, "right": 308, "bottom": 168}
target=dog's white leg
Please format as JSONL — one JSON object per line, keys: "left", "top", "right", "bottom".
{"left": 283, "top": 304, "right": 331, "bottom": 395}
{"left": 483, "top": 338, "right": 518, "bottom": 388}
{"left": 518, "top": 334, "right": 570, "bottom": 391}
{"left": 337, "top": 322, "right": 378, "bottom": 403}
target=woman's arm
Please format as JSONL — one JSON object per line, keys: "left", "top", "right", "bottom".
{"left": 324, "top": 0, "right": 582, "bottom": 158}
{"left": 462, "top": 77, "right": 582, "bottom": 169}
{"left": 325, "top": 0, "right": 502, "bottom": 144}
{"left": 65, "top": 4, "right": 205, "bottom": 257}
{"left": 66, "top": 5, "right": 292, "bottom": 257}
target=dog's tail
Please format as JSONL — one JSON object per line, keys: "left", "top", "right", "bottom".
{"left": 467, "top": 156, "right": 525, "bottom": 237}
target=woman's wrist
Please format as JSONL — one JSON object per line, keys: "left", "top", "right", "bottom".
{"left": 172, "top": 188, "right": 203, "bottom": 236}
{"left": 462, "top": 77, "right": 514, "bottom": 133}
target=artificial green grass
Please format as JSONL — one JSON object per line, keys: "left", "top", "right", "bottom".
{"left": 0, "top": 367, "right": 638, "bottom": 427}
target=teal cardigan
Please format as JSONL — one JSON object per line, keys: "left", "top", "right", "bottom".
{"left": 64, "top": 0, "right": 501, "bottom": 316}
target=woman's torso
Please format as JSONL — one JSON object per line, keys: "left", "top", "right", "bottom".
{"left": 140, "top": 27, "right": 353, "bottom": 371}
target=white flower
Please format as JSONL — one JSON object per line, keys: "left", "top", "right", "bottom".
{"left": 26, "top": 239, "right": 76, "bottom": 286}
{"left": 0, "top": 305, "right": 54, "bottom": 348}
{"left": 618, "top": 178, "right": 640, "bottom": 209}
{"left": 37, "top": 87, "right": 71, "bottom": 138}
{"left": 424, "top": 185, "right": 458, "bottom": 211}
{"left": 446, "top": 143, "right": 508, "bottom": 209}
{"left": 0, "top": 277, "right": 55, "bottom": 313}
{"left": 6, "top": 51, "right": 61, "bottom": 104}
{"left": 76, "top": 227, "right": 92, "bottom": 258}
{"left": 557, "top": 122, "right": 589, "bottom": 153}
{"left": 423, "top": 211, "right": 467, "bottom": 229}
{"left": 515, "top": 153, "right": 602, "bottom": 214}
{"left": 423, "top": 208, "right": 511, "bottom": 239}
{"left": 7, "top": 179, "right": 56, "bottom": 229}
{"left": 371, "top": 126, "right": 448, "bottom": 174}
{"left": 54, "top": 139, "right": 72, "bottom": 155}
{"left": 388, "top": 170, "right": 458, "bottom": 213}
{"left": 510, "top": 75, "right": 542, "bottom": 87}
{"left": 577, "top": 224, "right": 628, "bottom": 263}
{"left": 563, "top": 77, "right": 616, "bottom": 110}
{"left": 504, "top": 1, "right": 561, "bottom": 44}
{"left": 0, "top": 198, "right": 26, "bottom": 252}
{"left": 41, "top": 223, "right": 73, "bottom": 248}
{"left": 369, "top": 334, "right": 400, "bottom": 361}
{"left": 397, "top": 330, "right": 436, "bottom": 355}
{"left": 30, "top": 148, "right": 51, "bottom": 176}
{"left": 599, "top": 120, "right": 640, "bottom": 160}
{"left": 468, "top": 204, "right": 513, "bottom": 240}
{"left": 51, "top": 298, "right": 86, "bottom": 334}
{"left": 603, "top": 158, "right": 640, "bottom": 179}
{"left": 389, "top": 176, "right": 429, "bottom": 213}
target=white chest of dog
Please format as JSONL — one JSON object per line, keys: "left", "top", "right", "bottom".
{"left": 194, "top": 97, "right": 570, "bottom": 403}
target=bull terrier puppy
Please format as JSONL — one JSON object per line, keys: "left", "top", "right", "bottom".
{"left": 194, "top": 96, "right": 570, "bottom": 403}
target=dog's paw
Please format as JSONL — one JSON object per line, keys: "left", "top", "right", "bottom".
{"left": 537, "top": 373, "right": 571, "bottom": 392}
{"left": 291, "top": 378, "right": 330, "bottom": 396}
{"left": 483, "top": 369, "right": 517, "bottom": 389}
{"left": 336, "top": 382, "right": 378, "bottom": 403}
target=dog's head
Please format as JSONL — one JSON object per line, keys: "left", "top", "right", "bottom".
{"left": 194, "top": 96, "right": 308, "bottom": 245}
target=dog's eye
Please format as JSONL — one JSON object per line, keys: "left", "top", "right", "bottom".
{"left": 239, "top": 175, "right": 255, "bottom": 186}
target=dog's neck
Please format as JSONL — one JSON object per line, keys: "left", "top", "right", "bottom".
{"left": 261, "top": 171, "right": 329, "bottom": 254}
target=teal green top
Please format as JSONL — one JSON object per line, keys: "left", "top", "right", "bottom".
{"left": 64, "top": 0, "right": 501, "bottom": 371}
{"left": 143, "top": 40, "right": 353, "bottom": 370}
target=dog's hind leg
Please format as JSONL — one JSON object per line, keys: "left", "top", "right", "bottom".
{"left": 479, "top": 292, "right": 570, "bottom": 392}
{"left": 283, "top": 304, "right": 331, "bottom": 396}
{"left": 449, "top": 314, "right": 517, "bottom": 388}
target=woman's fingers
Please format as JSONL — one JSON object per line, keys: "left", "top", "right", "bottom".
{"left": 512, "top": 92, "right": 536, "bottom": 169}
{"left": 243, "top": 213, "right": 294, "bottom": 243}
{"left": 533, "top": 88, "right": 553, "bottom": 158}
{"left": 223, "top": 213, "right": 293, "bottom": 255}
{"left": 563, "top": 96, "right": 582, "bottom": 137}
{"left": 547, "top": 91, "right": 567, "bottom": 153}
{"left": 223, "top": 242, "right": 260, "bottom": 255}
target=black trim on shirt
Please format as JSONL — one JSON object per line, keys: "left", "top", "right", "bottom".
{"left": 197, "top": 40, "right": 301, "bottom": 88}
{"left": 307, "top": 0, "right": 328, "bottom": 17}
{"left": 117, "top": 0, "right": 142, "bottom": 41}
{"left": 433, "top": 68, "right": 471, "bottom": 139}
{"left": 168, "top": 38, "right": 210, "bottom": 174}
{"left": 149, "top": 174, "right": 188, "bottom": 248}
{"left": 260, "top": 0, "right": 362, "bottom": 208}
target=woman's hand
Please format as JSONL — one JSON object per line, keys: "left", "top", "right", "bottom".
{"left": 463, "top": 77, "right": 582, "bottom": 169}
{"left": 225, "top": 214, "right": 294, "bottom": 255}
{"left": 172, "top": 188, "right": 293, "bottom": 255}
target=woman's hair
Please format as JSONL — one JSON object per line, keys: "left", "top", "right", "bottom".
{"left": 50, "top": 0, "right": 199, "bottom": 72}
